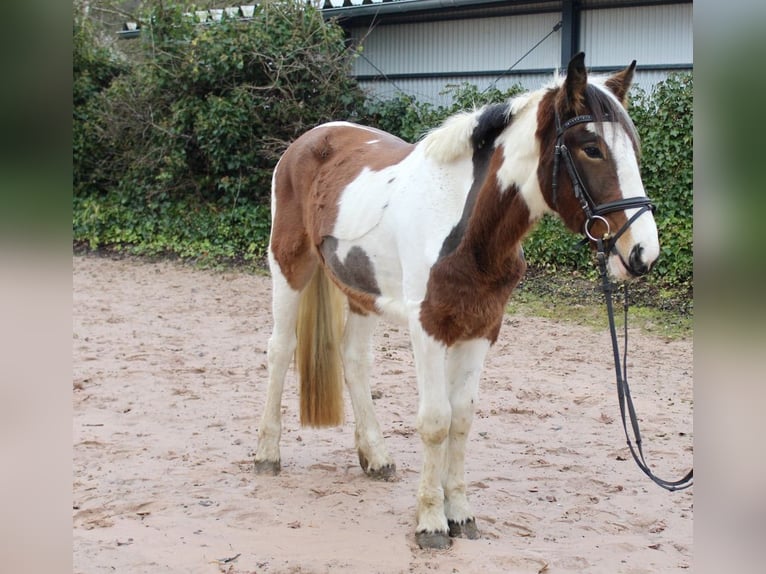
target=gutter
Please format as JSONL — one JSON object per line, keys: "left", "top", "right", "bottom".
{"left": 321, "top": 0, "right": 560, "bottom": 20}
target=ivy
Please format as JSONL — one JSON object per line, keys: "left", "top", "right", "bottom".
{"left": 629, "top": 74, "right": 693, "bottom": 290}
{"left": 73, "top": 193, "right": 270, "bottom": 265}
{"left": 362, "top": 83, "right": 525, "bottom": 143}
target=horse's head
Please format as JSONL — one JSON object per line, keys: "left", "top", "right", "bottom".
{"left": 539, "top": 52, "right": 659, "bottom": 280}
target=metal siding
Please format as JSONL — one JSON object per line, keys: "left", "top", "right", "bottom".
{"left": 350, "top": 12, "right": 562, "bottom": 77}
{"left": 580, "top": 4, "right": 693, "bottom": 67}
{"left": 346, "top": 3, "right": 692, "bottom": 105}
{"left": 632, "top": 68, "right": 691, "bottom": 91}
{"left": 357, "top": 73, "right": 558, "bottom": 106}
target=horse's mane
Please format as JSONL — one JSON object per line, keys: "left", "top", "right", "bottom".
{"left": 421, "top": 76, "right": 638, "bottom": 164}
{"left": 421, "top": 109, "right": 485, "bottom": 163}
{"left": 422, "top": 95, "right": 533, "bottom": 163}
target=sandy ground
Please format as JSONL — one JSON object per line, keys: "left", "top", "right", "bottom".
{"left": 72, "top": 254, "right": 693, "bottom": 573}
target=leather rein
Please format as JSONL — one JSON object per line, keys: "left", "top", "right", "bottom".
{"left": 553, "top": 111, "right": 693, "bottom": 492}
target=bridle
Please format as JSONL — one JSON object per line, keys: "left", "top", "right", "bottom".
{"left": 552, "top": 109, "right": 693, "bottom": 492}
{"left": 551, "top": 110, "right": 655, "bottom": 253}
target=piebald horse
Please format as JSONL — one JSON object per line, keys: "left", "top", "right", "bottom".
{"left": 253, "top": 53, "right": 659, "bottom": 549}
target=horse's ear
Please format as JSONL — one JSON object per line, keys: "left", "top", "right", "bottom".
{"left": 562, "top": 52, "right": 588, "bottom": 114}
{"left": 605, "top": 60, "right": 637, "bottom": 106}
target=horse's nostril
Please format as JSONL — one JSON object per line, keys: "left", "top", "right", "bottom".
{"left": 629, "top": 244, "right": 649, "bottom": 276}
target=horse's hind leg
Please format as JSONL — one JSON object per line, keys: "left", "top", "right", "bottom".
{"left": 343, "top": 310, "right": 395, "bottom": 480}
{"left": 254, "top": 255, "right": 308, "bottom": 475}
{"left": 444, "top": 338, "right": 489, "bottom": 539}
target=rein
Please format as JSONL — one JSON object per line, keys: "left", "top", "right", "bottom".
{"left": 553, "top": 110, "right": 693, "bottom": 491}
{"left": 595, "top": 239, "right": 693, "bottom": 491}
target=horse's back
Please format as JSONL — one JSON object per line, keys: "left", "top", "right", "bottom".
{"left": 270, "top": 122, "right": 414, "bottom": 291}
{"left": 276, "top": 123, "right": 411, "bottom": 220}
{"left": 278, "top": 122, "right": 411, "bottom": 186}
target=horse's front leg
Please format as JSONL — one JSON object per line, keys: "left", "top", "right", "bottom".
{"left": 409, "top": 320, "right": 452, "bottom": 549}
{"left": 444, "top": 338, "right": 490, "bottom": 539}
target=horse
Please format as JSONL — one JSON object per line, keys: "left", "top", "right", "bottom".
{"left": 252, "top": 52, "right": 659, "bottom": 549}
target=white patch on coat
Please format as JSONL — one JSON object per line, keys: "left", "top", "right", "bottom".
{"left": 587, "top": 122, "right": 660, "bottom": 276}
{"left": 330, "top": 144, "right": 473, "bottom": 323}
{"left": 333, "top": 166, "right": 397, "bottom": 242}
{"left": 314, "top": 121, "right": 392, "bottom": 138}
{"left": 495, "top": 91, "right": 550, "bottom": 220}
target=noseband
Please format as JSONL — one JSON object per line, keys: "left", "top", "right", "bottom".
{"left": 551, "top": 111, "right": 655, "bottom": 252}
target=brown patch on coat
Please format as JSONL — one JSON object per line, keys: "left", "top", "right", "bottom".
{"left": 320, "top": 236, "right": 381, "bottom": 316}
{"left": 270, "top": 124, "right": 413, "bottom": 292}
{"left": 420, "top": 148, "right": 530, "bottom": 346}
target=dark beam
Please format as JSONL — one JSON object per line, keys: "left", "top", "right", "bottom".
{"left": 560, "top": 0, "right": 581, "bottom": 68}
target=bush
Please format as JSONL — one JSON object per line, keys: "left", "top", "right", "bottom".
{"left": 74, "top": 1, "right": 368, "bottom": 260}
{"left": 73, "top": 193, "right": 270, "bottom": 265}
{"left": 73, "top": 7, "right": 128, "bottom": 193}
{"left": 362, "top": 82, "right": 525, "bottom": 143}
{"left": 74, "top": 1, "right": 367, "bottom": 205}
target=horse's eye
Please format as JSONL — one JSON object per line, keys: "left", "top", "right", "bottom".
{"left": 583, "top": 146, "right": 603, "bottom": 159}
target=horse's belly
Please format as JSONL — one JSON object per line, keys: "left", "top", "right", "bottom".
{"left": 325, "top": 151, "right": 472, "bottom": 322}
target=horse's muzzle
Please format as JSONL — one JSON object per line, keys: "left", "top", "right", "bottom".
{"left": 627, "top": 244, "right": 652, "bottom": 277}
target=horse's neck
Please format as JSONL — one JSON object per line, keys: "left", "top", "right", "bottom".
{"left": 449, "top": 143, "right": 534, "bottom": 279}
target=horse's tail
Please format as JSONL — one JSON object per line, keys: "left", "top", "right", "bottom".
{"left": 295, "top": 266, "right": 345, "bottom": 427}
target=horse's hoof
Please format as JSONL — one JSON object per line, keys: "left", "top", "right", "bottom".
{"left": 416, "top": 530, "right": 452, "bottom": 550}
{"left": 253, "top": 459, "right": 280, "bottom": 476}
{"left": 448, "top": 518, "right": 480, "bottom": 539}
{"left": 366, "top": 463, "right": 397, "bottom": 482}
{"left": 358, "top": 450, "right": 397, "bottom": 481}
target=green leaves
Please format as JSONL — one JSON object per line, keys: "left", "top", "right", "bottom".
{"left": 73, "top": 2, "right": 364, "bottom": 265}
{"left": 73, "top": 193, "right": 271, "bottom": 265}
{"left": 361, "top": 83, "right": 524, "bottom": 143}
{"left": 74, "top": 2, "right": 365, "bottom": 205}
{"left": 630, "top": 74, "right": 694, "bottom": 290}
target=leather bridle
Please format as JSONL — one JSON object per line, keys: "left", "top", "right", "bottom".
{"left": 551, "top": 110, "right": 655, "bottom": 255}
{"left": 552, "top": 109, "right": 693, "bottom": 492}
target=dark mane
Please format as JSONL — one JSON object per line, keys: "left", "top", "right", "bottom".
{"left": 471, "top": 102, "right": 512, "bottom": 151}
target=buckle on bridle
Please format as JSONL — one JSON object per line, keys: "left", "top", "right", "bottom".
{"left": 584, "top": 215, "right": 610, "bottom": 242}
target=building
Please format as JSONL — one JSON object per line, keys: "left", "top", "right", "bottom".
{"left": 320, "top": 0, "right": 693, "bottom": 104}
